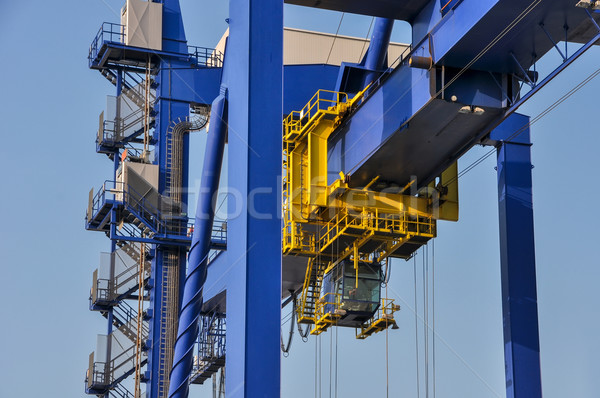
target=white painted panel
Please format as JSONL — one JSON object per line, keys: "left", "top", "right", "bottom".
{"left": 214, "top": 27, "right": 409, "bottom": 66}
{"left": 124, "top": 0, "right": 162, "bottom": 51}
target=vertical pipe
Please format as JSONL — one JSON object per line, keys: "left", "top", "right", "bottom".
{"left": 168, "top": 92, "right": 227, "bottom": 398}
{"left": 492, "top": 114, "right": 542, "bottom": 398}
{"left": 363, "top": 18, "right": 394, "bottom": 87}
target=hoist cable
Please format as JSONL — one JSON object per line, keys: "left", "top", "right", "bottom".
{"left": 335, "top": 322, "right": 338, "bottom": 398}
{"left": 432, "top": 240, "right": 436, "bottom": 398}
{"left": 315, "top": 336, "right": 318, "bottom": 398}
{"left": 385, "top": 283, "right": 390, "bottom": 398}
{"left": 395, "top": 257, "right": 503, "bottom": 397}
{"left": 423, "top": 245, "right": 429, "bottom": 398}
{"left": 414, "top": 255, "right": 421, "bottom": 398}
{"left": 329, "top": 327, "right": 333, "bottom": 398}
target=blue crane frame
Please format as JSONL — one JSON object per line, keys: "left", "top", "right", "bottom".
{"left": 83, "top": 0, "right": 600, "bottom": 397}
{"left": 183, "top": 1, "right": 600, "bottom": 397}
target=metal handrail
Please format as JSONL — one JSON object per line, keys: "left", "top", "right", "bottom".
{"left": 188, "top": 45, "right": 224, "bottom": 68}
{"left": 86, "top": 180, "right": 160, "bottom": 232}
{"left": 88, "top": 360, "right": 108, "bottom": 387}
{"left": 88, "top": 180, "right": 229, "bottom": 243}
{"left": 192, "top": 314, "right": 226, "bottom": 378}
{"left": 93, "top": 278, "right": 111, "bottom": 303}
{"left": 89, "top": 22, "right": 125, "bottom": 64}
{"left": 283, "top": 90, "right": 349, "bottom": 141}
{"left": 314, "top": 292, "right": 342, "bottom": 321}
{"left": 113, "top": 301, "right": 149, "bottom": 338}
{"left": 89, "top": 22, "right": 223, "bottom": 69}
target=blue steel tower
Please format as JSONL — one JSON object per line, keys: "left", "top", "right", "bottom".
{"left": 84, "top": 1, "right": 600, "bottom": 398}
{"left": 84, "top": 1, "right": 223, "bottom": 397}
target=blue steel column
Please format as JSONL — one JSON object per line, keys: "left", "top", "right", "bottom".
{"left": 226, "top": 0, "right": 283, "bottom": 396}
{"left": 491, "top": 113, "right": 543, "bottom": 398}
{"left": 168, "top": 92, "right": 227, "bottom": 398}
{"left": 363, "top": 18, "right": 394, "bottom": 86}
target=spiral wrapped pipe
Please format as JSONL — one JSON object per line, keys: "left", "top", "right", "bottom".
{"left": 168, "top": 91, "right": 227, "bottom": 398}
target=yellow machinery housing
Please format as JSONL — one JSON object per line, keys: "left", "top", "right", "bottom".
{"left": 282, "top": 87, "right": 458, "bottom": 338}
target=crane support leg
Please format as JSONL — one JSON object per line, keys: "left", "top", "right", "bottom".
{"left": 225, "top": 0, "right": 283, "bottom": 396}
{"left": 491, "top": 113, "right": 542, "bottom": 398}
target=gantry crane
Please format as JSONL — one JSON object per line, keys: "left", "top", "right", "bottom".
{"left": 82, "top": 1, "right": 600, "bottom": 398}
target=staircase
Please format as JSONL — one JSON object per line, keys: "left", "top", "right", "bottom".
{"left": 112, "top": 383, "right": 136, "bottom": 398}
{"left": 296, "top": 259, "right": 327, "bottom": 324}
{"left": 123, "top": 211, "right": 156, "bottom": 237}
{"left": 87, "top": 330, "right": 148, "bottom": 394}
{"left": 100, "top": 69, "right": 155, "bottom": 109}
{"left": 109, "top": 301, "right": 149, "bottom": 344}
{"left": 112, "top": 242, "right": 151, "bottom": 301}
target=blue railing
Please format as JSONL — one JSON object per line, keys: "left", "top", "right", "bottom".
{"left": 89, "top": 22, "right": 126, "bottom": 65}
{"left": 87, "top": 180, "right": 228, "bottom": 244}
{"left": 188, "top": 45, "right": 223, "bottom": 68}
{"left": 191, "top": 313, "right": 226, "bottom": 378}
{"left": 89, "top": 22, "right": 223, "bottom": 68}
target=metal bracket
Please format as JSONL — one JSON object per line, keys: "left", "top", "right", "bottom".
{"left": 539, "top": 22, "right": 567, "bottom": 61}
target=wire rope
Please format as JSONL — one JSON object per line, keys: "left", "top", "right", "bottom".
{"left": 335, "top": 319, "right": 338, "bottom": 398}
{"left": 432, "top": 240, "right": 436, "bottom": 398}
{"left": 413, "top": 254, "right": 421, "bottom": 398}
{"left": 319, "top": 334, "right": 322, "bottom": 398}
{"left": 385, "top": 282, "right": 390, "bottom": 398}
{"left": 423, "top": 245, "right": 429, "bottom": 398}
{"left": 329, "top": 327, "right": 333, "bottom": 398}
{"left": 315, "top": 334, "right": 318, "bottom": 398}
{"left": 358, "top": 17, "right": 376, "bottom": 63}
{"left": 325, "top": 13, "right": 345, "bottom": 65}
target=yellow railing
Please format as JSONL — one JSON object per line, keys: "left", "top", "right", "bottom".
{"left": 282, "top": 220, "right": 316, "bottom": 255}
{"left": 378, "top": 298, "right": 400, "bottom": 318}
{"left": 283, "top": 204, "right": 436, "bottom": 257}
{"left": 283, "top": 90, "right": 349, "bottom": 142}
{"left": 316, "top": 207, "right": 435, "bottom": 254}
{"left": 313, "top": 292, "right": 342, "bottom": 329}
{"left": 296, "top": 258, "right": 316, "bottom": 322}
{"left": 356, "top": 298, "right": 400, "bottom": 339}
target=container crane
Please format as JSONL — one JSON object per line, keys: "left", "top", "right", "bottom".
{"left": 81, "top": 1, "right": 600, "bottom": 398}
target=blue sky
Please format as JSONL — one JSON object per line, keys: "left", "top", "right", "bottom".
{"left": 0, "top": 1, "right": 599, "bottom": 397}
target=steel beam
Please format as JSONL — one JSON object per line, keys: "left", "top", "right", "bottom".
{"left": 224, "top": 0, "right": 283, "bottom": 396}
{"left": 491, "top": 113, "right": 542, "bottom": 398}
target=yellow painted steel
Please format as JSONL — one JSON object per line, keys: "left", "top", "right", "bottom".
{"left": 312, "top": 292, "right": 343, "bottom": 335}
{"left": 356, "top": 299, "right": 401, "bottom": 339}
{"left": 283, "top": 86, "right": 459, "bottom": 338}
